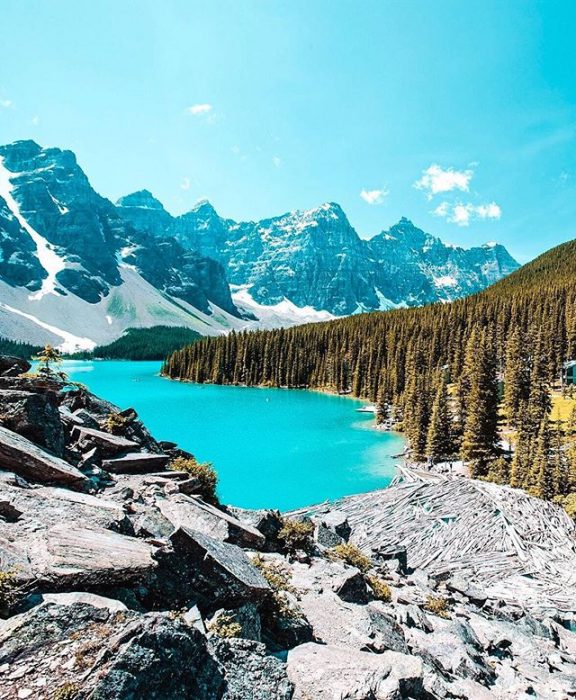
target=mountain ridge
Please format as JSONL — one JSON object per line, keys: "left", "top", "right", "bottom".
{"left": 118, "top": 189, "right": 519, "bottom": 315}
{"left": 0, "top": 139, "right": 519, "bottom": 349}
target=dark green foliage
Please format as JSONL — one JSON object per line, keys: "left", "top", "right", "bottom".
{"left": 460, "top": 330, "right": 500, "bottom": 477}
{"left": 71, "top": 326, "right": 202, "bottom": 361}
{"left": 426, "top": 374, "right": 456, "bottom": 464}
{"left": 164, "top": 238, "right": 576, "bottom": 502}
{"left": 277, "top": 518, "right": 314, "bottom": 555}
{"left": 169, "top": 456, "right": 218, "bottom": 504}
{"left": 0, "top": 336, "right": 42, "bottom": 359}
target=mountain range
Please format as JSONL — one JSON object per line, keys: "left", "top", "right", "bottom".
{"left": 0, "top": 140, "right": 519, "bottom": 350}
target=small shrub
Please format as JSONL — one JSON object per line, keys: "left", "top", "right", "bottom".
{"left": 34, "top": 344, "right": 67, "bottom": 381}
{"left": 251, "top": 555, "right": 301, "bottom": 621}
{"left": 424, "top": 595, "right": 450, "bottom": 618}
{"left": 252, "top": 555, "right": 295, "bottom": 593}
{"left": 105, "top": 412, "right": 129, "bottom": 435}
{"left": 367, "top": 575, "right": 391, "bottom": 602}
{"left": 169, "top": 456, "right": 218, "bottom": 504}
{"left": 0, "top": 569, "right": 18, "bottom": 615}
{"left": 52, "top": 683, "right": 80, "bottom": 700}
{"left": 278, "top": 518, "right": 314, "bottom": 554}
{"left": 207, "top": 612, "right": 242, "bottom": 638}
{"left": 168, "top": 608, "right": 186, "bottom": 621}
{"left": 329, "top": 543, "right": 372, "bottom": 573}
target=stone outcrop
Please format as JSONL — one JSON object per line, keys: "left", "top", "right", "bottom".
{"left": 0, "top": 425, "right": 86, "bottom": 486}
{"left": 0, "top": 389, "right": 64, "bottom": 455}
{"left": 1, "top": 360, "right": 576, "bottom": 699}
{"left": 287, "top": 643, "right": 424, "bottom": 700}
{"left": 0, "top": 356, "right": 30, "bottom": 377}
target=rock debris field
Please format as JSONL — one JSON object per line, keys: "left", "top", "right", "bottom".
{"left": 0, "top": 355, "right": 575, "bottom": 699}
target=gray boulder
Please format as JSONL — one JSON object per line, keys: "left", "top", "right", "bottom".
{"left": 159, "top": 495, "right": 265, "bottom": 549}
{"left": 23, "top": 524, "right": 156, "bottom": 589}
{"left": 230, "top": 506, "right": 284, "bottom": 550}
{"left": 210, "top": 637, "right": 293, "bottom": 699}
{"left": 102, "top": 452, "right": 170, "bottom": 474}
{"left": 73, "top": 426, "right": 139, "bottom": 455}
{"left": 0, "top": 355, "right": 31, "bottom": 377}
{"left": 165, "top": 527, "right": 270, "bottom": 611}
{"left": 287, "top": 642, "right": 424, "bottom": 699}
{"left": 84, "top": 614, "right": 225, "bottom": 698}
{"left": 0, "top": 424, "right": 87, "bottom": 486}
{"left": 313, "top": 509, "right": 352, "bottom": 540}
{"left": 0, "top": 389, "right": 65, "bottom": 456}
{"left": 0, "top": 484, "right": 129, "bottom": 533}
{"left": 40, "top": 591, "right": 128, "bottom": 613}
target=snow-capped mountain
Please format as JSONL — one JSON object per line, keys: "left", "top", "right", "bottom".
{"left": 0, "top": 141, "right": 244, "bottom": 350}
{"left": 0, "top": 140, "right": 519, "bottom": 350}
{"left": 119, "top": 194, "right": 519, "bottom": 316}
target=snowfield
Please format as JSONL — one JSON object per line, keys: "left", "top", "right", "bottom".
{"left": 0, "top": 158, "right": 67, "bottom": 301}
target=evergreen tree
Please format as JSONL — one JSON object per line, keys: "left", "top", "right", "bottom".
{"left": 426, "top": 375, "right": 455, "bottom": 463}
{"left": 460, "top": 330, "right": 500, "bottom": 477}
{"left": 34, "top": 344, "right": 66, "bottom": 380}
{"left": 503, "top": 328, "right": 529, "bottom": 427}
{"left": 510, "top": 420, "right": 533, "bottom": 489}
{"left": 529, "top": 418, "right": 554, "bottom": 499}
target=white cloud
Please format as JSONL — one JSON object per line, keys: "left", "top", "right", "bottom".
{"left": 186, "top": 103, "right": 213, "bottom": 116}
{"left": 360, "top": 187, "right": 389, "bottom": 205}
{"left": 180, "top": 177, "right": 191, "bottom": 191}
{"left": 414, "top": 164, "right": 473, "bottom": 199}
{"left": 0, "top": 99, "right": 12, "bottom": 109}
{"left": 451, "top": 204, "right": 473, "bottom": 226}
{"left": 433, "top": 201, "right": 502, "bottom": 227}
{"left": 31, "top": 115, "right": 40, "bottom": 126}
{"left": 475, "top": 202, "right": 502, "bottom": 220}
{"left": 272, "top": 155, "right": 282, "bottom": 168}
{"left": 432, "top": 201, "right": 450, "bottom": 218}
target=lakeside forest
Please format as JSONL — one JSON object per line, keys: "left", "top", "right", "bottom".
{"left": 164, "top": 238, "right": 576, "bottom": 514}
{"left": 0, "top": 326, "right": 202, "bottom": 362}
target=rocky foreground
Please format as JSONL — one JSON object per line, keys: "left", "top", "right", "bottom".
{"left": 0, "top": 356, "right": 576, "bottom": 699}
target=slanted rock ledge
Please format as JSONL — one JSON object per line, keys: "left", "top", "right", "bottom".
{"left": 0, "top": 362, "right": 576, "bottom": 699}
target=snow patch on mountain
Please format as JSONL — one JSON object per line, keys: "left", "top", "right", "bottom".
{"left": 47, "top": 191, "right": 69, "bottom": 214}
{"left": 232, "top": 285, "right": 335, "bottom": 328}
{"left": 433, "top": 275, "right": 458, "bottom": 288}
{"left": 0, "top": 268, "right": 250, "bottom": 352}
{"left": 374, "top": 288, "right": 407, "bottom": 311}
{"left": 0, "top": 302, "right": 95, "bottom": 352}
{"left": 0, "top": 157, "right": 66, "bottom": 301}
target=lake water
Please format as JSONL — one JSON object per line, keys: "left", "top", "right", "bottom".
{"left": 64, "top": 360, "right": 405, "bottom": 511}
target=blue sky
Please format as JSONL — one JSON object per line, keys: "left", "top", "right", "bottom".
{"left": 1, "top": 0, "right": 576, "bottom": 262}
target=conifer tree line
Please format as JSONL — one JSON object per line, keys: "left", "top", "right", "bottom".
{"left": 164, "top": 239, "right": 576, "bottom": 509}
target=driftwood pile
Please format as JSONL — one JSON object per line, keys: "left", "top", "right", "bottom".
{"left": 300, "top": 468, "right": 576, "bottom": 614}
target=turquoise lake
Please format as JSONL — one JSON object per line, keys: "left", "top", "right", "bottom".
{"left": 63, "top": 360, "right": 405, "bottom": 511}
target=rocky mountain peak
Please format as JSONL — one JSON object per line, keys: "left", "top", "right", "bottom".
{"left": 116, "top": 189, "right": 167, "bottom": 211}
{"left": 306, "top": 201, "right": 347, "bottom": 222}
{"left": 0, "top": 139, "right": 520, "bottom": 340}
{"left": 374, "top": 217, "right": 432, "bottom": 250}
{"left": 191, "top": 198, "right": 218, "bottom": 215}
{"left": 0, "top": 140, "right": 80, "bottom": 176}
{"left": 0, "top": 139, "right": 43, "bottom": 170}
